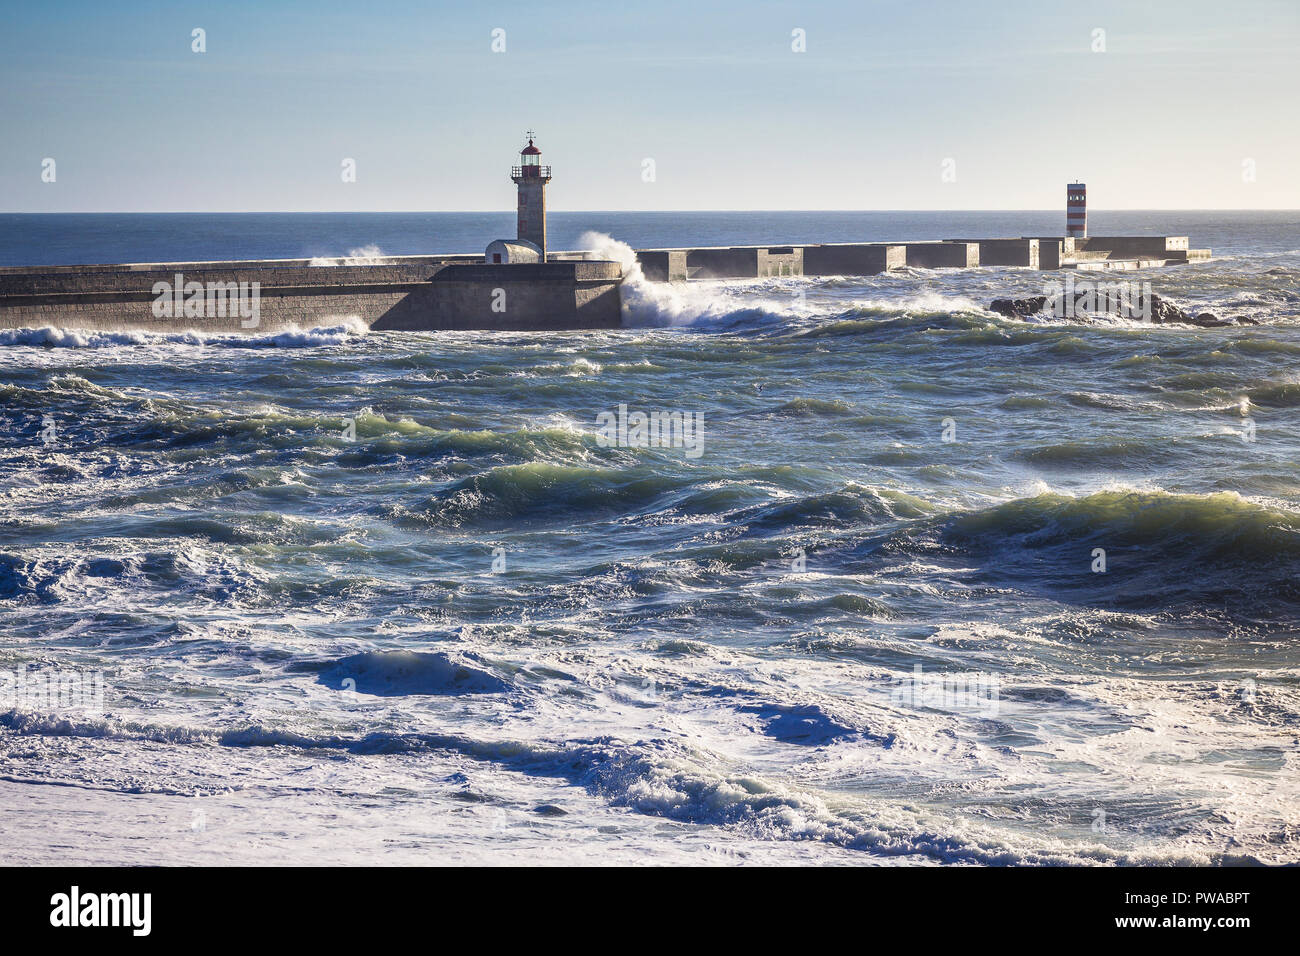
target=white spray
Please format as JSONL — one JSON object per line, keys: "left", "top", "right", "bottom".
{"left": 576, "top": 231, "right": 761, "bottom": 327}
{"left": 309, "top": 244, "right": 389, "bottom": 267}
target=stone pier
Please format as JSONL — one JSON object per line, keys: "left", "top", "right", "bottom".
{"left": 632, "top": 235, "right": 1208, "bottom": 281}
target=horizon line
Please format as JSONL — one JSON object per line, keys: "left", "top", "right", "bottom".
{"left": 4, "top": 208, "right": 1298, "bottom": 215}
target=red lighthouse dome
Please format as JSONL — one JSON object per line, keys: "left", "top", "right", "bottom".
{"left": 512, "top": 132, "right": 551, "bottom": 182}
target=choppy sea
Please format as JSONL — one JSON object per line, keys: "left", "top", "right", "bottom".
{"left": 1, "top": 210, "right": 1298, "bottom": 865}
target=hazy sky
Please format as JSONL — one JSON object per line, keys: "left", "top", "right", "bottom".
{"left": 2, "top": 0, "right": 1296, "bottom": 211}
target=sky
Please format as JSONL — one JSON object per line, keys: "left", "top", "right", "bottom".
{"left": 1, "top": 0, "right": 1297, "bottom": 212}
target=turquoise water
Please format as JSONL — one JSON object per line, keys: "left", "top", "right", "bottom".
{"left": 1, "top": 212, "right": 1298, "bottom": 864}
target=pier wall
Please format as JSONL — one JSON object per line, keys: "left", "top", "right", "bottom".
{"left": 372, "top": 262, "right": 622, "bottom": 331}
{"left": 0, "top": 234, "right": 1210, "bottom": 332}
{"left": 1075, "top": 236, "right": 1190, "bottom": 259}
{"left": 637, "top": 250, "right": 688, "bottom": 282}
{"left": 803, "top": 243, "right": 905, "bottom": 276}
{"left": 1073, "top": 257, "right": 1174, "bottom": 272}
{"left": 1025, "top": 238, "right": 1065, "bottom": 269}
{"left": 905, "top": 242, "right": 979, "bottom": 269}
{"left": 803, "top": 244, "right": 902, "bottom": 276}
{"left": 758, "top": 247, "right": 803, "bottom": 277}
{"left": 945, "top": 239, "right": 1039, "bottom": 268}
{"left": 685, "top": 248, "right": 762, "bottom": 279}
{"left": 631, "top": 234, "right": 1205, "bottom": 282}
{"left": 674, "top": 246, "right": 807, "bottom": 279}
{"left": 0, "top": 258, "right": 624, "bottom": 333}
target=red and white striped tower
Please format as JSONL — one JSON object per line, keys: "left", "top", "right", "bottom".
{"left": 1066, "top": 183, "right": 1087, "bottom": 238}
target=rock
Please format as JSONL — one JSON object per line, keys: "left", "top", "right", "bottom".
{"left": 989, "top": 296, "right": 1047, "bottom": 318}
{"left": 988, "top": 292, "right": 1253, "bottom": 327}
{"left": 1148, "top": 294, "right": 1191, "bottom": 324}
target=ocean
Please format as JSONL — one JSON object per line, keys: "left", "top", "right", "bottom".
{"left": 1, "top": 210, "right": 1298, "bottom": 865}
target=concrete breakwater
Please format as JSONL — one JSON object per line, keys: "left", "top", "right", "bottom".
{"left": 0, "top": 235, "right": 1209, "bottom": 334}
{"left": 635, "top": 236, "right": 1210, "bottom": 281}
{"left": 0, "top": 255, "right": 623, "bottom": 334}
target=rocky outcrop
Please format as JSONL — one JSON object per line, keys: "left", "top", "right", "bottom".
{"left": 989, "top": 293, "right": 1257, "bottom": 326}
{"left": 989, "top": 296, "right": 1048, "bottom": 318}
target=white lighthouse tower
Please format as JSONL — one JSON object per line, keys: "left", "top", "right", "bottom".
{"left": 511, "top": 133, "right": 552, "bottom": 258}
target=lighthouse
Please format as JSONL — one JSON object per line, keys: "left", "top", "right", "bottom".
{"left": 511, "top": 132, "right": 552, "bottom": 258}
{"left": 1066, "top": 182, "right": 1087, "bottom": 238}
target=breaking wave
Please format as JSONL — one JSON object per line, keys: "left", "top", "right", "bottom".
{"left": 882, "top": 490, "right": 1300, "bottom": 616}
{"left": 308, "top": 244, "right": 389, "bottom": 266}
{"left": 0, "top": 705, "right": 1255, "bottom": 865}
{"left": 308, "top": 651, "right": 511, "bottom": 696}
{"left": 0, "top": 321, "right": 367, "bottom": 348}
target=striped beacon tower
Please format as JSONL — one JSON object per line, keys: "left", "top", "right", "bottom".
{"left": 1066, "top": 182, "right": 1087, "bottom": 238}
